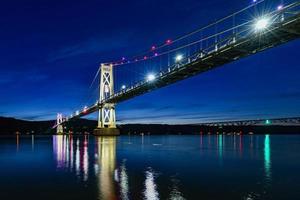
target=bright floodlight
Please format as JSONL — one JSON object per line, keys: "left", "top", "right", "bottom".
{"left": 255, "top": 17, "right": 269, "bottom": 31}
{"left": 147, "top": 74, "right": 155, "bottom": 81}
{"left": 175, "top": 54, "right": 183, "bottom": 62}
{"left": 121, "top": 85, "right": 126, "bottom": 90}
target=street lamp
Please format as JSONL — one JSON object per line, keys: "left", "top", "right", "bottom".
{"left": 175, "top": 54, "right": 183, "bottom": 62}
{"left": 83, "top": 106, "right": 88, "bottom": 112}
{"left": 254, "top": 17, "right": 270, "bottom": 31}
{"left": 147, "top": 73, "right": 155, "bottom": 82}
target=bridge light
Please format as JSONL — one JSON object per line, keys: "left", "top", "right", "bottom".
{"left": 166, "top": 39, "right": 172, "bottom": 44}
{"left": 175, "top": 54, "right": 183, "bottom": 62}
{"left": 277, "top": 5, "right": 283, "bottom": 10}
{"left": 254, "top": 17, "right": 270, "bottom": 31}
{"left": 121, "top": 85, "right": 126, "bottom": 90}
{"left": 147, "top": 73, "right": 155, "bottom": 82}
{"left": 83, "top": 106, "right": 88, "bottom": 112}
{"left": 151, "top": 46, "right": 156, "bottom": 50}
{"left": 76, "top": 110, "right": 79, "bottom": 115}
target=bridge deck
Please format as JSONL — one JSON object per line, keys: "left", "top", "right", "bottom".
{"left": 108, "top": 13, "right": 300, "bottom": 104}
{"left": 71, "top": 6, "right": 300, "bottom": 120}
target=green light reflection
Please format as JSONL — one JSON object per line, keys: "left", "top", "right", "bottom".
{"left": 218, "top": 135, "right": 223, "bottom": 158}
{"left": 264, "top": 134, "right": 271, "bottom": 181}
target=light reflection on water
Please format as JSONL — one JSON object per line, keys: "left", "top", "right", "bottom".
{"left": 52, "top": 135, "right": 186, "bottom": 199}
{"left": 169, "top": 177, "right": 185, "bottom": 200}
{"left": 52, "top": 134, "right": 273, "bottom": 199}
{"left": 264, "top": 135, "right": 272, "bottom": 183}
{"left": 96, "top": 137, "right": 117, "bottom": 200}
{"left": 118, "top": 161, "right": 130, "bottom": 200}
{"left": 2, "top": 134, "right": 300, "bottom": 199}
{"left": 144, "top": 168, "right": 159, "bottom": 200}
{"left": 53, "top": 135, "right": 90, "bottom": 180}
{"left": 51, "top": 135, "right": 271, "bottom": 200}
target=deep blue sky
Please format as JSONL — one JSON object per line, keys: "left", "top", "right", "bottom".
{"left": 0, "top": 0, "right": 300, "bottom": 123}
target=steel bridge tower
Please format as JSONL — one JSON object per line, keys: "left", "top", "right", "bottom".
{"left": 56, "top": 113, "right": 64, "bottom": 134}
{"left": 94, "top": 63, "right": 120, "bottom": 136}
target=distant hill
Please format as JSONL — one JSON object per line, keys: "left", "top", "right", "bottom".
{"left": 1, "top": 116, "right": 300, "bottom": 135}
{"left": 0, "top": 116, "right": 97, "bottom": 135}
{"left": 0, "top": 116, "right": 54, "bottom": 134}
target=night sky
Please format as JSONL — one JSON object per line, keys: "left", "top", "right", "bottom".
{"left": 1, "top": 0, "right": 300, "bottom": 123}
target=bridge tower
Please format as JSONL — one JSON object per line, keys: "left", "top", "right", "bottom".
{"left": 94, "top": 63, "right": 120, "bottom": 136}
{"left": 56, "top": 113, "right": 64, "bottom": 134}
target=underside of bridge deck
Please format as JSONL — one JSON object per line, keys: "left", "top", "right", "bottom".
{"left": 106, "top": 13, "right": 300, "bottom": 105}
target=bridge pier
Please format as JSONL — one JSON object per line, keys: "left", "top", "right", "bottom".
{"left": 94, "top": 63, "right": 120, "bottom": 136}
{"left": 94, "top": 127, "right": 120, "bottom": 136}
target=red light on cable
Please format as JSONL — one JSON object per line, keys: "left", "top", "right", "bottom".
{"left": 166, "top": 39, "right": 172, "bottom": 44}
{"left": 144, "top": 56, "right": 147, "bottom": 60}
{"left": 151, "top": 46, "right": 156, "bottom": 51}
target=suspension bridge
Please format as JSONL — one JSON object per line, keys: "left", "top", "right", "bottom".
{"left": 54, "top": 0, "right": 300, "bottom": 135}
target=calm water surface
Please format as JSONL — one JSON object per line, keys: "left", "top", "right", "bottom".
{"left": 0, "top": 134, "right": 299, "bottom": 200}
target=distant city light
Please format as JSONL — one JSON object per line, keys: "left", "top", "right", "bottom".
{"left": 76, "top": 110, "right": 79, "bottom": 115}
{"left": 175, "top": 54, "right": 183, "bottom": 62}
{"left": 147, "top": 74, "right": 155, "bottom": 82}
{"left": 254, "top": 17, "right": 270, "bottom": 31}
{"left": 265, "top": 119, "right": 272, "bottom": 125}
{"left": 121, "top": 85, "right": 126, "bottom": 90}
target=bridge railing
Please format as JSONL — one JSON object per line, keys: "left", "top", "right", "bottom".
{"left": 111, "top": 0, "right": 300, "bottom": 96}
{"left": 110, "top": 0, "right": 300, "bottom": 98}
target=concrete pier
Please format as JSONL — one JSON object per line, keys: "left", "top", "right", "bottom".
{"left": 93, "top": 128, "right": 120, "bottom": 136}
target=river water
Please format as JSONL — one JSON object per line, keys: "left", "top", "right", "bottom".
{"left": 0, "top": 135, "right": 299, "bottom": 200}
